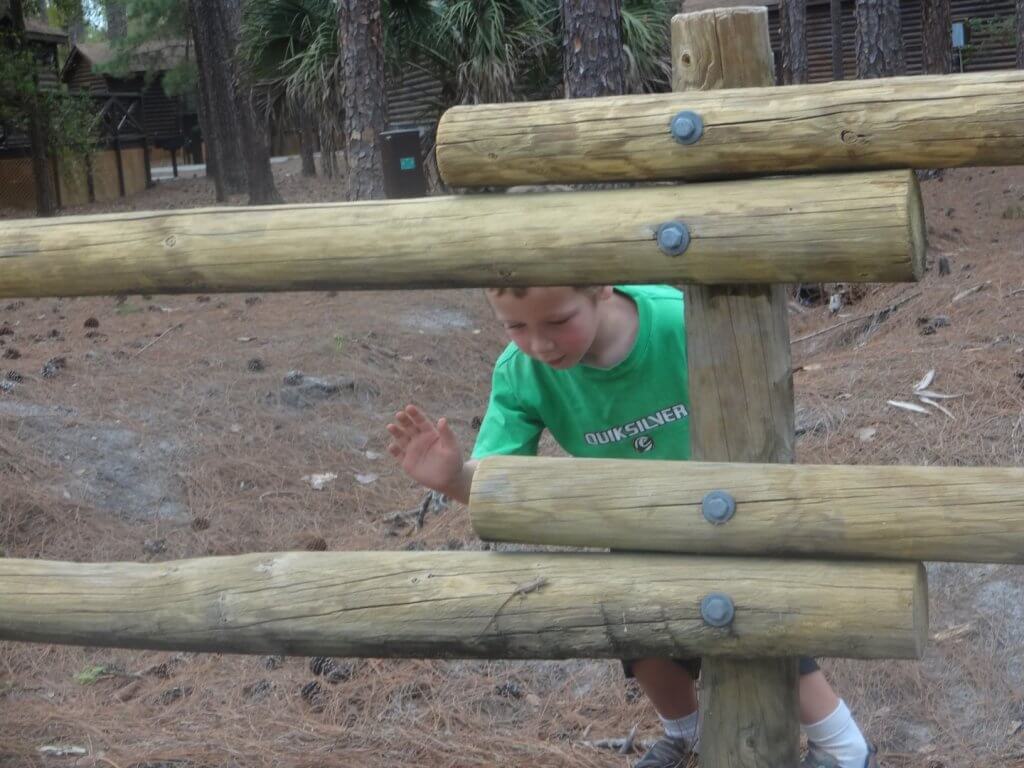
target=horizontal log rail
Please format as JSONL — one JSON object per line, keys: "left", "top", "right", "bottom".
{"left": 0, "top": 170, "right": 924, "bottom": 298}
{"left": 436, "top": 70, "right": 1024, "bottom": 186}
{"left": 0, "top": 551, "right": 927, "bottom": 660}
{"left": 471, "top": 456, "right": 1024, "bottom": 563}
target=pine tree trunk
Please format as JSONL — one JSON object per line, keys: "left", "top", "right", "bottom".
{"left": 855, "top": 0, "right": 905, "bottom": 78}
{"left": 187, "top": 0, "right": 223, "bottom": 200}
{"left": 1017, "top": 0, "right": 1024, "bottom": 69}
{"left": 831, "top": 0, "right": 845, "bottom": 80}
{"left": 28, "top": 108, "right": 55, "bottom": 216}
{"left": 188, "top": 0, "right": 247, "bottom": 196}
{"left": 236, "top": 89, "right": 282, "bottom": 204}
{"left": 191, "top": 38, "right": 220, "bottom": 197}
{"left": 781, "top": 0, "right": 808, "bottom": 84}
{"left": 338, "top": 0, "right": 388, "bottom": 201}
{"left": 299, "top": 107, "right": 317, "bottom": 177}
{"left": 562, "top": 0, "right": 627, "bottom": 97}
{"left": 921, "top": 0, "right": 952, "bottom": 74}
{"left": 320, "top": 126, "right": 337, "bottom": 179}
{"left": 105, "top": 0, "right": 127, "bottom": 39}
{"left": 222, "top": 0, "right": 281, "bottom": 205}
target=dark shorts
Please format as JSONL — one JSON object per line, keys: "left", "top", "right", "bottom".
{"left": 621, "top": 656, "right": 820, "bottom": 679}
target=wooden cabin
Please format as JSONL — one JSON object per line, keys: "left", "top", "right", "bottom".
{"left": 62, "top": 39, "right": 202, "bottom": 166}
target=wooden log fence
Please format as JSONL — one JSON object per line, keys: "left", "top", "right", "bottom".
{"left": 0, "top": 170, "right": 924, "bottom": 299}
{"left": 436, "top": 69, "right": 1024, "bottom": 187}
{"left": 0, "top": 551, "right": 927, "bottom": 661}
{"left": 471, "top": 456, "right": 1024, "bottom": 563}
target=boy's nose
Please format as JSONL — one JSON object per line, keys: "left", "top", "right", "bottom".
{"left": 532, "top": 336, "right": 556, "bottom": 354}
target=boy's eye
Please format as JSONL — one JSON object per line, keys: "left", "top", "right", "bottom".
{"left": 548, "top": 316, "right": 572, "bottom": 326}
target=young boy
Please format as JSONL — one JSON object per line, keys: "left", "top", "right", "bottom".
{"left": 386, "top": 285, "right": 876, "bottom": 768}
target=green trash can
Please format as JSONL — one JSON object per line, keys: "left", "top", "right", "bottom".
{"left": 381, "top": 129, "right": 427, "bottom": 198}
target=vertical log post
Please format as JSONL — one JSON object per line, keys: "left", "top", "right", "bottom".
{"left": 672, "top": 8, "right": 800, "bottom": 766}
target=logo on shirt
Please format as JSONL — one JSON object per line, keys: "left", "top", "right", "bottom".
{"left": 633, "top": 436, "right": 655, "bottom": 453}
{"left": 583, "top": 402, "right": 689, "bottom": 449}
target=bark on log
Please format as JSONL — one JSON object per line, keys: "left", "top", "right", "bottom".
{"left": 0, "top": 170, "right": 925, "bottom": 299}
{"left": 472, "top": 456, "right": 1024, "bottom": 564}
{"left": 0, "top": 551, "right": 927, "bottom": 660}
{"left": 435, "top": 70, "right": 1024, "bottom": 186}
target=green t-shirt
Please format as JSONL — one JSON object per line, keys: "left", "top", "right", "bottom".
{"left": 472, "top": 285, "right": 690, "bottom": 461}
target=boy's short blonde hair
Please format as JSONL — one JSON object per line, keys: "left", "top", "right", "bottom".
{"left": 485, "top": 286, "right": 601, "bottom": 299}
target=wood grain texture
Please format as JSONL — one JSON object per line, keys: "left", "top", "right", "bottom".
{"left": 0, "top": 170, "right": 925, "bottom": 299}
{"left": 701, "top": 658, "right": 800, "bottom": 768}
{"left": 0, "top": 551, "right": 926, "bottom": 660}
{"left": 472, "top": 456, "right": 1024, "bottom": 563}
{"left": 435, "top": 69, "right": 1024, "bottom": 186}
{"left": 672, "top": 9, "right": 798, "bottom": 766}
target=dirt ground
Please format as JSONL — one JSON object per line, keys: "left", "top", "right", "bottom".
{"left": 2, "top": 159, "right": 1024, "bottom": 768}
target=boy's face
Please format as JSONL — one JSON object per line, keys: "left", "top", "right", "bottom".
{"left": 486, "top": 286, "right": 611, "bottom": 369}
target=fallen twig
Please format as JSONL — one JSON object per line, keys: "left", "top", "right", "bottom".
{"left": 415, "top": 491, "right": 432, "bottom": 529}
{"left": 933, "top": 622, "right": 975, "bottom": 643}
{"left": 619, "top": 724, "right": 638, "bottom": 755}
{"left": 133, "top": 322, "right": 183, "bottom": 357}
{"left": 919, "top": 396, "right": 955, "bottom": 419}
{"left": 793, "top": 292, "right": 921, "bottom": 345}
{"left": 385, "top": 491, "right": 447, "bottom": 531}
{"left": 952, "top": 281, "right": 991, "bottom": 303}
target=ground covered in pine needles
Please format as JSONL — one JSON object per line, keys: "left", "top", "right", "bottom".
{"left": 2, "top": 161, "right": 1024, "bottom": 767}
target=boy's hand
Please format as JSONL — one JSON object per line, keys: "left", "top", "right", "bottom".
{"left": 387, "top": 405, "right": 465, "bottom": 495}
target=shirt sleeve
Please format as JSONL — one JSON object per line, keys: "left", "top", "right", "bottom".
{"left": 471, "top": 362, "right": 543, "bottom": 459}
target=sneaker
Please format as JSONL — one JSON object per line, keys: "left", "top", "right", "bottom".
{"left": 801, "top": 740, "right": 878, "bottom": 768}
{"left": 634, "top": 736, "right": 697, "bottom": 768}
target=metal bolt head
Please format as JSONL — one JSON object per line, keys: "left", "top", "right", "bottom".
{"left": 670, "top": 110, "right": 704, "bottom": 145}
{"left": 702, "top": 490, "right": 736, "bottom": 525}
{"left": 701, "top": 593, "right": 735, "bottom": 628}
{"left": 656, "top": 221, "right": 690, "bottom": 257}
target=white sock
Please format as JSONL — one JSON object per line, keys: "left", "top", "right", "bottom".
{"left": 802, "top": 700, "right": 869, "bottom": 768}
{"left": 659, "top": 710, "right": 700, "bottom": 746}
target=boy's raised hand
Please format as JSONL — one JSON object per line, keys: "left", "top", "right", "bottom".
{"left": 387, "top": 405, "right": 465, "bottom": 493}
